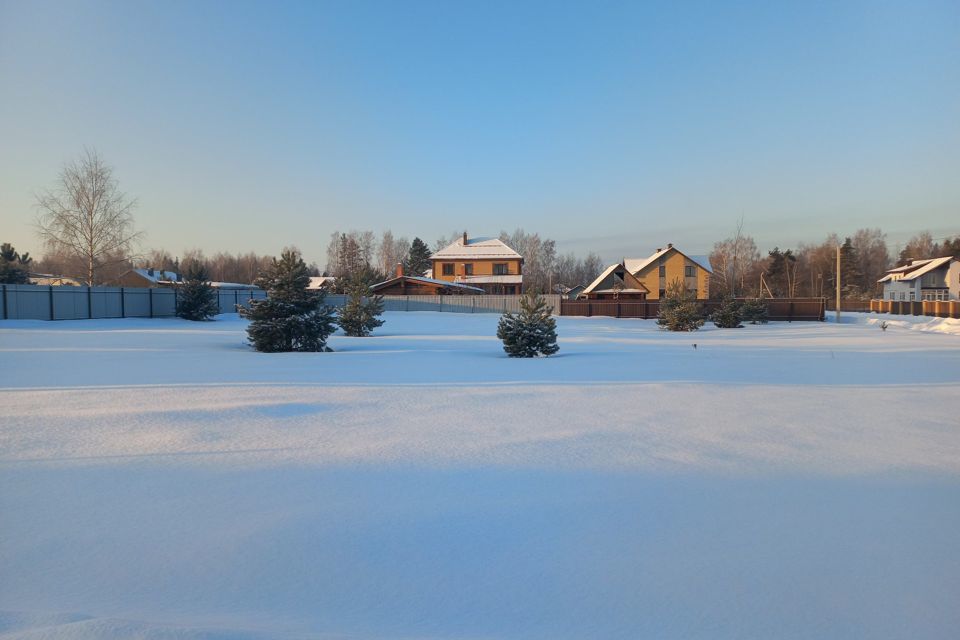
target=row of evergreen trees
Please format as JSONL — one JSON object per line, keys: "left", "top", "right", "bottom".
{"left": 174, "top": 250, "right": 385, "bottom": 352}
{"left": 657, "top": 280, "right": 768, "bottom": 331}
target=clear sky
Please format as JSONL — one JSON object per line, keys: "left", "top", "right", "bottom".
{"left": 1, "top": 0, "right": 958, "bottom": 266}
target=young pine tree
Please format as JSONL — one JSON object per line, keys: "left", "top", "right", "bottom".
{"left": 176, "top": 264, "right": 219, "bottom": 321}
{"left": 239, "top": 249, "right": 337, "bottom": 352}
{"left": 711, "top": 295, "right": 743, "bottom": 328}
{"left": 406, "top": 237, "right": 433, "bottom": 277}
{"left": 496, "top": 293, "right": 560, "bottom": 357}
{"left": 338, "top": 274, "right": 385, "bottom": 337}
{"left": 0, "top": 243, "right": 30, "bottom": 284}
{"left": 740, "top": 297, "right": 769, "bottom": 324}
{"left": 657, "top": 279, "right": 704, "bottom": 331}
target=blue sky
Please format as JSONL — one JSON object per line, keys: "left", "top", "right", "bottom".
{"left": 1, "top": 0, "right": 958, "bottom": 265}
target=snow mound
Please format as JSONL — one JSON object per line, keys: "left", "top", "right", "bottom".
{"left": 865, "top": 315, "right": 960, "bottom": 336}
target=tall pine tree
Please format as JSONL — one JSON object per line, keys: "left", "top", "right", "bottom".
{"left": 176, "top": 264, "right": 219, "bottom": 321}
{"left": 239, "top": 249, "right": 337, "bottom": 352}
{"left": 406, "top": 237, "right": 432, "bottom": 277}
{"left": 496, "top": 294, "right": 559, "bottom": 357}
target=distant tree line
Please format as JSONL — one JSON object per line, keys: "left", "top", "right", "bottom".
{"left": 710, "top": 226, "right": 960, "bottom": 301}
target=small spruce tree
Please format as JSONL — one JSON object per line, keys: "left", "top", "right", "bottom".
{"left": 239, "top": 249, "right": 337, "bottom": 352}
{"left": 711, "top": 295, "right": 743, "bottom": 328}
{"left": 338, "top": 273, "right": 385, "bottom": 337}
{"left": 406, "top": 237, "right": 433, "bottom": 277}
{"left": 497, "top": 293, "right": 559, "bottom": 358}
{"left": 176, "top": 264, "right": 220, "bottom": 321}
{"left": 740, "top": 297, "right": 769, "bottom": 324}
{"left": 657, "top": 279, "right": 704, "bottom": 331}
{"left": 0, "top": 243, "right": 30, "bottom": 284}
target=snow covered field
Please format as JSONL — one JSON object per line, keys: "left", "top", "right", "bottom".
{"left": 1, "top": 312, "right": 959, "bottom": 639}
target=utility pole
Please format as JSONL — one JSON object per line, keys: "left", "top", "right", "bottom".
{"left": 836, "top": 245, "right": 841, "bottom": 324}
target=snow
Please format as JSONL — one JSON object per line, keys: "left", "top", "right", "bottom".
{"left": 1, "top": 312, "right": 959, "bottom": 639}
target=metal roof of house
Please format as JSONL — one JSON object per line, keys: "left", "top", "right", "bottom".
{"left": 370, "top": 276, "right": 485, "bottom": 293}
{"left": 623, "top": 246, "right": 713, "bottom": 275}
{"left": 431, "top": 236, "right": 522, "bottom": 260}
{"left": 583, "top": 263, "right": 650, "bottom": 295}
{"left": 130, "top": 268, "right": 181, "bottom": 283}
{"left": 877, "top": 256, "right": 953, "bottom": 283}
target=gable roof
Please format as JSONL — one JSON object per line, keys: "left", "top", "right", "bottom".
{"left": 127, "top": 268, "right": 181, "bottom": 283}
{"left": 878, "top": 256, "right": 954, "bottom": 283}
{"left": 431, "top": 236, "right": 522, "bottom": 260}
{"left": 370, "top": 275, "right": 485, "bottom": 293}
{"left": 582, "top": 263, "right": 650, "bottom": 295}
{"left": 623, "top": 246, "right": 713, "bottom": 275}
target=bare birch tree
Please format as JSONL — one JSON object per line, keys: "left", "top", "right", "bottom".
{"left": 35, "top": 149, "right": 142, "bottom": 285}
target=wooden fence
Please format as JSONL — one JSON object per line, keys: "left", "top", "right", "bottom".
{"left": 869, "top": 299, "right": 960, "bottom": 319}
{"left": 560, "top": 298, "right": 826, "bottom": 321}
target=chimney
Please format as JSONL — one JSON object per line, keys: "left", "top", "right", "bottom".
{"left": 667, "top": 243, "right": 673, "bottom": 249}
{"left": 147, "top": 268, "right": 154, "bottom": 276}
{"left": 655, "top": 248, "right": 662, "bottom": 253}
{"left": 396, "top": 262, "right": 404, "bottom": 278}
{"left": 462, "top": 232, "right": 468, "bottom": 245}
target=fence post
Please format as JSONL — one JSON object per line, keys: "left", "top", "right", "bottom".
{"left": 587, "top": 302, "right": 592, "bottom": 317}
{"left": 120, "top": 287, "right": 126, "bottom": 318}
{"left": 149, "top": 287, "right": 154, "bottom": 318}
{"left": 87, "top": 286, "right": 93, "bottom": 319}
{"left": 49, "top": 285, "right": 55, "bottom": 321}
{"left": 616, "top": 302, "right": 621, "bottom": 318}
{"left": 1, "top": 284, "right": 6, "bottom": 320}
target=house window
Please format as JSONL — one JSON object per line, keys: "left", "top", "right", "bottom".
{"left": 659, "top": 265, "right": 666, "bottom": 277}
{"left": 889, "top": 292, "right": 895, "bottom": 300}
{"left": 493, "top": 263, "right": 508, "bottom": 275}
{"left": 658, "top": 289, "right": 666, "bottom": 298}
{"left": 900, "top": 292, "right": 905, "bottom": 301}
{"left": 442, "top": 263, "right": 454, "bottom": 276}
{"left": 909, "top": 292, "right": 915, "bottom": 301}
{"left": 684, "top": 265, "right": 696, "bottom": 278}
{"left": 464, "top": 263, "right": 474, "bottom": 275}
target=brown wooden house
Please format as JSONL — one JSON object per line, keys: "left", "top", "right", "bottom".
{"left": 371, "top": 264, "right": 485, "bottom": 295}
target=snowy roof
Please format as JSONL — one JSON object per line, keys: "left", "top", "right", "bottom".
{"left": 131, "top": 268, "right": 180, "bottom": 283}
{"left": 307, "top": 276, "right": 336, "bottom": 290}
{"left": 459, "top": 275, "right": 523, "bottom": 284}
{"left": 431, "top": 235, "right": 522, "bottom": 260}
{"left": 583, "top": 263, "right": 649, "bottom": 295}
{"left": 210, "top": 282, "right": 258, "bottom": 290}
{"left": 878, "top": 257, "right": 954, "bottom": 283}
{"left": 370, "top": 276, "right": 485, "bottom": 293}
{"left": 623, "top": 246, "right": 713, "bottom": 275}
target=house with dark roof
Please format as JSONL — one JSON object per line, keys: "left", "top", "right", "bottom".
{"left": 430, "top": 233, "right": 523, "bottom": 294}
{"left": 878, "top": 257, "right": 959, "bottom": 301}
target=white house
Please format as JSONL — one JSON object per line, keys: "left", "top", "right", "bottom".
{"left": 877, "top": 257, "right": 959, "bottom": 301}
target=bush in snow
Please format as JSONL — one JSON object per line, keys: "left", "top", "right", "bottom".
{"left": 338, "top": 273, "right": 385, "bottom": 337}
{"left": 711, "top": 295, "right": 743, "bottom": 328}
{"left": 497, "top": 293, "right": 559, "bottom": 358}
{"left": 239, "top": 249, "right": 337, "bottom": 352}
{"left": 740, "top": 297, "right": 769, "bottom": 324}
{"left": 176, "top": 264, "right": 219, "bottom": 321}
{"left": 657, "top": 279, "right": 704, "bottom": 332}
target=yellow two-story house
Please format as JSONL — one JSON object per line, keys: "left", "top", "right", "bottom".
{"left": 431, "top": 233, "right": 523, "bottom": 294}
{"left": 582, "top": 243, "right": 711, "bottom": 300}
